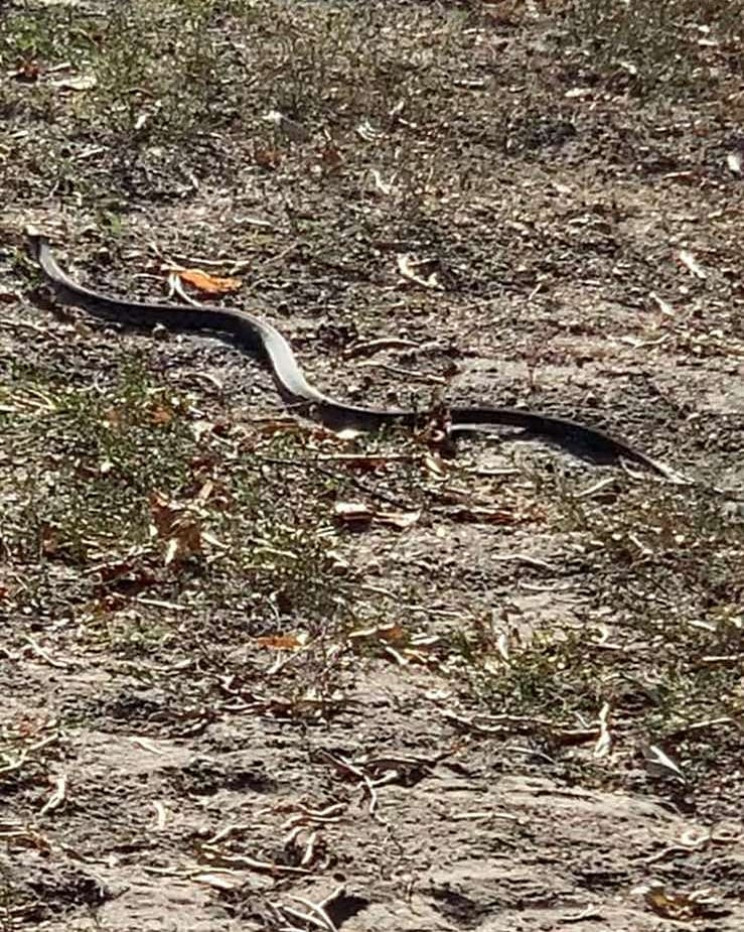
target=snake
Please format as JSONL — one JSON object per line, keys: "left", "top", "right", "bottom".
{"left": 26, "top": 230, "right": 674, "bottom": 478}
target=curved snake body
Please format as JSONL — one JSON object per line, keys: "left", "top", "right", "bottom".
{"left": 28, "top": 233, "right": 673, "bottom": 478}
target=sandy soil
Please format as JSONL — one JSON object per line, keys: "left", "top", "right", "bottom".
{"left": 1, "top": 1, "right": 743, "bottom": 929}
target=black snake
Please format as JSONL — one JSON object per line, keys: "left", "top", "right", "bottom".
{"left": 27, "top": 231, "right": 674, "bottom": 479}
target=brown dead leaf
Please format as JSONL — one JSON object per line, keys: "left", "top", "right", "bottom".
{"left": 253, "top": 143, "right": 283, "bottom": 170}
{"left": 149, "top": 492, "right": 203, "bottom": 564}
{"left": 177, "top": 269, "right": 242, "bottom": 295}
{"left": 93, "top": 560, "right": 158, "bottom": 602}
{"left": 333, "top": 502, "right": 420, "bottom": 530}
{"left": 319, "top": 142, "right": 343, "bottom": 172}
{"left": 12, "top": 59, "right": 40, "bottom": 82}
{"left": 149, "top": 492, "right": 178, "bottom": 537}
{"left": 255, "top": 634, "right": 304, "bottom": 650}
{"left": 39, "top": 524, "right": 60, "bottom": 557}
{"left": 643, "top": 885, "right": 725, "bottom": 920}
{"left": 376, "top": 624, "right": 408, "bottom": 646}
{"left": 149, "top": 404, "right": 174, "bottom": 426}
{"left": 104, "top": 406, "right": 124, "bottom": 429}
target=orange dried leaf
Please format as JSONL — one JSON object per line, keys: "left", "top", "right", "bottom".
{"left": 178, "top": 269, "right": 242, "bottom": 295}
{"left": 376, "top": 625, "right": 407, "bottom": 645}
{"left": 254, "top": 144, "right": 282, "bottom": 170}
{"left": 333, "top": 501, "right": 420, "bottom": 530}
{"left": 149, "top": 491, "right": 178, "bottom": 537}
{"left": 644, "top": 886, "right": 717, "bottom": 920}
{"left": 256, "top": 634, "right": 303, "bottom": 650}
{"left": 148, "top": 491, "right": 203, "bottom": 564}
{"left": 149, "top": 404, "right": 174, "bottom": 425}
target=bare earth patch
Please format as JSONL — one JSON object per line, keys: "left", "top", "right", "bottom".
{"left": 1, "top": 1, "right": 743, "bottom": 929}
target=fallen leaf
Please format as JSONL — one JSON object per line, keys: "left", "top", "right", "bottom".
{"left": 726, "top": 151, "right": 742, "bottom": 175}
{"left": 255, "top": 634, "right": 304, "bottom": 650}
{"left": 39, "top": 524, "right": 60, "bottom": 557}
{"left": 151, "top": 801, "right": 168, "bottom": 830}
{"left": 177, "top": 268, "right": 242, "bottom": 295}
{"left": 319, "top": 142, "right": 343, "bottom": 171}
{"left": 642, "top": 885, "right": 726, "bottom": 920}
{"left": 334, "top": 502, "right": 374, "bottom": 526}
{"left": 334, "top": 427, "right": 364, "bottom": 441}
{"left": 333, "top": 501, "right": 420, "bottom": 530}
{"left": 149, "top": 404, "right": 174, "bottom": 425}
{"left": 253, "top": 143, "right": 282, "bottom": 170}
{"left": 376, "top": 624, "right": 407, "bottom": 646}
{"left": 149, "top": 492, "right": 203, "bottom": 564}
{"left": 12, "top": 59, "right": 40, "bottom": 82}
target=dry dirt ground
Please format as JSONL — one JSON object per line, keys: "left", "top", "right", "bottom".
{"left": 1, "top": 1, "right": 744, "bottom": 930}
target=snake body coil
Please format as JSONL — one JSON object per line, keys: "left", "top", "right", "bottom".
{"left": 27, "top": 232, "right": 673, "bottom": 478}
